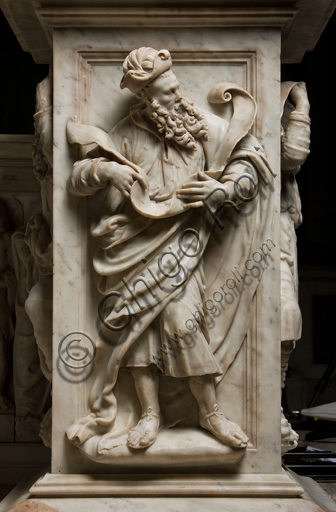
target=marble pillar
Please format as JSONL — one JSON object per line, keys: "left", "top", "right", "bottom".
{"left": 0, "top": 2, "right": 334, "bottom": 511}
{"left": 34, "top": 8, "right": 290, "bottom": 494}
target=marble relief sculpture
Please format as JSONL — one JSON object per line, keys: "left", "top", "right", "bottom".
{"left": 280, "top": 81, "right": 311, "bottom": 454}
{"left": 25, "top": 74, "right": 53, "bottom": 446}
{"left": 11, "top": 74, "right": 53, "bottom": 442}
{"left": 66, "top": 47, "right": 276, "bottom": 458}
{"left": 25, "top": 73, "right": 53, "bottom": 384}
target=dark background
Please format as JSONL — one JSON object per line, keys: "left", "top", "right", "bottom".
{"left": 0, "top": 10, "right": 49, "bottom": 134}
{"left": 281, "top": 12, "right": 336, "bottom": 268}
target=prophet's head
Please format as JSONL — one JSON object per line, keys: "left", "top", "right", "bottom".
{"left": 121, "top": 47, "right": 208, "bottom": 150}
{"left": 121, "top": 47, "right": 172, "bottom": 95}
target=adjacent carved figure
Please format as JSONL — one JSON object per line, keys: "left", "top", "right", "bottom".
{"left": 25, "top": 74, "right": 53, "bottom": 383}
{"left": 12, "top": 224, "right": 49, "bottom": 441}
{"left": 0, "top": 200, "right": 16, "bottom": 410}
{"left": 66, "top": 47, "right": 276, "bottom": 457}
{"left": 280, "top": 82, "right": 311, "bottom": 454}
{"left": 12, "top": 74, "right": 53, "bottom": 442}
{"left": 25, "top": 74, "right": 53, "bottom": 445}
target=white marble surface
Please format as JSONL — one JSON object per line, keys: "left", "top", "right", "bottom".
{"left": 37, "top": 498, "right": 326, "bottom": 512}
{"left": 52, "top": 26, "right": 281, "bottom": 479}
{"left": 5, "top": 469, "right": 335, "bottom": 512}
{"left": 1, "top": 497, "right": 326, "bottom": 512}
{"left": 1, "top": 0, "right": 335, "bottom": 64}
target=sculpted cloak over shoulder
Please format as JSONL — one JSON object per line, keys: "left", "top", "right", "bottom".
{"left": 65, "top": 47, "right": 276, "bottom": 460}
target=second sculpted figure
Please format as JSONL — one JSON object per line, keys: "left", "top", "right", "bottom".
{"left": 280, "top": 81, "right": 311, "bottom": 454}
{"left": 66, "top": 47, "right": 276, "bottom": 456}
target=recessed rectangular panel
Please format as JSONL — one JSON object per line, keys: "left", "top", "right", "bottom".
{"left": 52, "top": 27, "right": 281, "bottom": 476}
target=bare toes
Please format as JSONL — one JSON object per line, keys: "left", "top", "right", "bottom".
{"left": 236, "top": 437, "right": 249, "bottom": 447}
{"left": 236, "top": 432, "right": 249, "bottom": 445}
{"left": 140, "top": 432, "right": 155, "bottom": 446}
{"left": 128, "top": 431, "right": 141, "bottom": 446}
{"left": 226, "top": 436, "right": 241, "bottom": 448}
{"left": 225, "top": 434, "right": 244, "bottom": 448}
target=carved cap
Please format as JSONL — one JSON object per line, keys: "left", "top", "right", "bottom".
{"left": 120, "top": 47, "right": 172, "bottom": 94}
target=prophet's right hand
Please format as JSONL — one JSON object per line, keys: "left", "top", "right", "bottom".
{"left": 97, "top": 161, "right": 148, "bottom": 198}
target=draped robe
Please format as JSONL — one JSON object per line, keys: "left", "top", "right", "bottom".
{"left": 66, "top": 101, "right": 276, "bottom": 455}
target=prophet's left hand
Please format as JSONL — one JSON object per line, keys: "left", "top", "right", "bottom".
{"left": 177, "top": 171, "right": 226, "bottom": 209}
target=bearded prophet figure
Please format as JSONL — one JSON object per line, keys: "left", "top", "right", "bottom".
{"left": 66, "top": 47, "right": 276, "bottom": 454}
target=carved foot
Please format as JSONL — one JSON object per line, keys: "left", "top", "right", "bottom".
{"left": 199, "top": 404, "right": 249, "bottom": 448}
{"left": 127, "top": 407, "right": 162, "bottom": 449}
{"left": 281, "top": 409, "right": 299, "bottom": 455}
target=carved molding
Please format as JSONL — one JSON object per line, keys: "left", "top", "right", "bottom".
{"left": 0, "top": 135, "right": 39, "bottom": 195}
{"left": 0, "top": 135, "right": 34, "bottom": 168}
{"left": 73, "top": 48, "right": 259, "bottom": 448}
{"left": 51, "top": 31, "right": 282, "bottom": 473}
{"left": 77, "top": 49, "right": 257, "bottom": 127}
{"left": 3, "top": 1, "right": 335, "bottom": 64}
{"left": 36, "top": 7, "right": 297, "bottom": 44}
{"left": 30, "top": 469, "right": 303, "bottom": 497}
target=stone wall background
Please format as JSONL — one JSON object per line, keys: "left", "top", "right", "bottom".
{"left": 0, "top": 10, "right": 48, "bottom": 134}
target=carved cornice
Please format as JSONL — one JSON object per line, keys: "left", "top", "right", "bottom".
{"left": 2, "top": 0, "right": 335, "bottom": 63}
{"left": 0, "top": 135, "right": 40, "bottom": 193}
{"left": 36, "top": 7, "right": 297, "bottom": 44}
{"left": 0, "top": 135, "right": 34, "bottom": 167}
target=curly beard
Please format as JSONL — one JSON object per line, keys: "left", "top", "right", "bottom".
{"left": 149, "top": 95, "right": 209, "bottom": 150}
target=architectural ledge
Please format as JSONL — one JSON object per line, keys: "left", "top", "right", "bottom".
{"left": 1, "top": 1, "right": 335, "bottom": 64}
{"left": 0, "top": 135, "right": 35, "bottom": 167}
{"left": 36, "top": 6, "right": 297, "bottom": 29}
{"left": 30, "top": 470, "right": 303, "bottom": 497}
